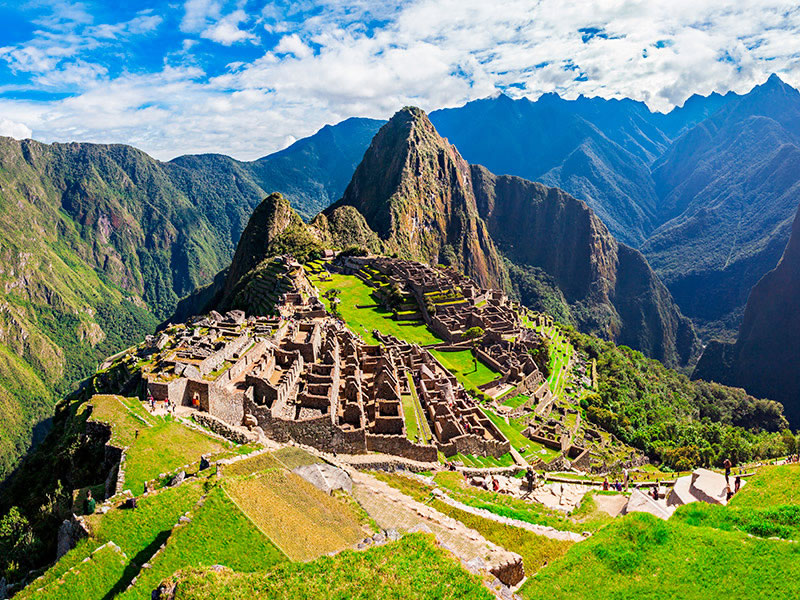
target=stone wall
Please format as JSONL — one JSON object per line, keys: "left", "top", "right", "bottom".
{"left": 440, "top": 433, "right": 510, "bottom": 459}
{"left": 366, "top": 434, "right": 438, "bottom": 462}
{"left": 192, "top": 412, "right": 253, "bottom": 444}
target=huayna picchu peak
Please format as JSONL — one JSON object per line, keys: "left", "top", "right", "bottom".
{"left": 3, "top": 9, "right": 800, "bottom": 596}
{"left": 323, "top": 107, "right": 699, "bottom": 367}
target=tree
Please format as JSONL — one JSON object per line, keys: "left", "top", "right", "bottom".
{"left": 462, "top": 326, "right": 485, "bottom": 373}
{"left": 0, "top": 507, "right": 40, "bottom": 580}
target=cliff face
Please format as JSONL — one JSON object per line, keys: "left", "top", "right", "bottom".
{"left": 326, "top": 107, "right": 699, "bottom": 367}
{"left": 326, "top": 107, "right": 508, "bottom": 290}
{"left": 471, "top": 167, "right": 699, "bottom": 367}
{"left": 694, "top": 204, "right": 800, "bottom": 424}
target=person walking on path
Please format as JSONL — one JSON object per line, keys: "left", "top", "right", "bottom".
{"left": 723, "top": 458, "right": 732, "bottom": 483}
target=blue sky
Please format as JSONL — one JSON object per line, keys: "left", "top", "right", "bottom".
{"left": 1, "top": 0, "right": 799, "bottom": 160}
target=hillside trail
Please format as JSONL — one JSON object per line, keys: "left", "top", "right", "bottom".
{"left": 348, "top": 469, "right": 523, "bottom": 587}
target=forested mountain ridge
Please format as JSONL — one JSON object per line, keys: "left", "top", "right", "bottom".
{"left": 0, "top": 117, "right": 380, "bottom": 479}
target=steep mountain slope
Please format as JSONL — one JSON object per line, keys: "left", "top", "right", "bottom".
{"left": 0, "top": 118, "right": 379, "bottom": 480}
{"left": 429, "top": 92, "right": 737, "bottom": 248}
{"left": 325, "top": 107, "right": 508, "bottom": 290}
{"left": 326, "top": 107, "right": 699, "bottom": 367}
{"left": 642, "top": 75, "right": 800, "bottom": 336}
{"left": 471, "top": 167, "right": 699, "bottom": 366}
{"left": 694, "top": 203, "right": 800, "bottom": 425}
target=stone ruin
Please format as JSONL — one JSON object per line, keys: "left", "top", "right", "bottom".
{"left": 145, "top": 303, "right": 510, "bottom": 462}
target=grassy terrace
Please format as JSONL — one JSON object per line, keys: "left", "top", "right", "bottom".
{"left": 372, "top": 471, "right": 609, "bottom": 534}
{"left": 224, "top": 469, "right": 366, "bottom": 561}
{"left": 429, "top": 348, "right": 501, "bottom": 389}
{"left": 119, "top": 487, "right": 285, "bottom": 600}
{"left": 542, "top": 325, "right": 573, "bottom": 397}
{"left": 312, "top": 272, "right": 441, "bottom": 346}
{"left": 166, "top": 534, "right": 492, "bottom": 600}
{"left": 481, "top": 405, "right": 560, "bottom": 462}
{"left": 729, "top": 463, "right": 800, "bottom": 508}
{"left": 520, "top": 512, "right": 800, "bottom": 599}
{"left": 84, "top": 394, "right": 245, "bottom": 493}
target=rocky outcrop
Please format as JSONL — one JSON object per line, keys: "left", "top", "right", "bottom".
{"left": 325, "top": 107, "right": 509, "bottom": 291}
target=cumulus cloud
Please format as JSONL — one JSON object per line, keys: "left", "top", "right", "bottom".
{"left": 0, "top": 118, "right": 32, "bottom": 140}
{"left": 3, "top": 0, "right": 800, "bottom": 160}
{"left": 201, "top": 10, "right": 256, "bottom": 45}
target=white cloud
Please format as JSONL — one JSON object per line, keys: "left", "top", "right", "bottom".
{"left": 5, "top": 0, "right": 800, "bottom": 161}
{"left": 201, "top": 10, "right": 256, "bottom": 45}
{"left": 0, "top": 118, "right": 32, "bottom": 140}
{"left": 274, "top": 34, "right": 313, "bottom": 58}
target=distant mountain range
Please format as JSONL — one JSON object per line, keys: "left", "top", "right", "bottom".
{"left": 5, "top": 73, "right": 800, "bottom": 476}
{"left": 694, "top": 202, "right": 800, "bottom": 426}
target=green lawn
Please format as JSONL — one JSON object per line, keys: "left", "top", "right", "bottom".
{"left": 481, "top": 406, "right": 560, "bottom": 462}
{"left": 124, "top": 417, "right": 231, "bottom": 493}
{"left": 429, "top": 349, "right": 500, "bottom": 389}
{"left": 28, "top": 543, "right": 130, "bottom": 600}
{"left": 85, "top": 394, "right": 234, "bottom": 494}
{"left": 729, "top": 463, "right": 800, "bottom": 508}
{"left": 119, "top": 487, "right": 285, "bottom": 599}
{"left": 167, "top": 534, "right": 492, "bottom": 600}
{"left": 545, "top": 328, "right": 573, "bottom": 397}
{"left": 502, "top": 394, "right": 530, "bottom": 409}
{"left": 520, "top": 513, "right": 800, "bottom": 599}
{"left": 21, "top": 482, "right": 207, "bottom": 600}
{"left": 313, "top": 273, "right": 442, "bottom": 345}
{"left": 451, "top": 452, "right": 515, "bottom": 468}
{"left": 402, "top": 394, "right": 421, "bottom": 442}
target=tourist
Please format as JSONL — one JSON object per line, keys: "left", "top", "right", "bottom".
{"left": 492, "top": 477, "right": 500, "bottom": 492}
{"left": 734, "top": 476, "right": 741, "bottom": 493}
{"left": 84, "top": 490, "right": 96, "bottom": 515}
{"left": 602, "top": 477, "right": 609, "bottom": 491}
{"left": 526, "top": 467, "right": 535, "bottom": 492}
{"left": 723, "top": 458, "right": 732, "bottom": 483}
{"left": 651, "top": 485, "right": 658, "bottom": 501}
{"left": 726, "top": 486, "right": 734, "bottom": 502}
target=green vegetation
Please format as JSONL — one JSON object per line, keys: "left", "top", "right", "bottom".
{"left": 429, "top": 349, "right": 500, "bottom": 388}
{"left": 224, "top": 470, "right": 365, "bottom": 561}
{"left": 313, "top": 273, "right": 442, "bottom": 345}
{"left": 672, "top": 502, "right": 800, "bottom": 541}
{"left": 481, "top": 406, "right": 560, "bottom": 461}
{"left": 567, "top": 328, "right": 791, "bottom": 469}
{"left": 728, "top": 463, "right": 800, "bottom": 508}
{"left": 436, "top": 501, "right": 573, "bottom": 575}
{"left": 119, "top": 487, "right": 285, "bottom": 599}
{"left": 86, "top": 395, "right": 232, "bottom": 493}
{"left": 520, "top": 512, "right": 800, "bottom": 599}
{"left": 24, "top": 542, "right": 130, "bottom": 600}
{"left": 450, "top": 452, "right": 515, "bottom": 468}
{"left": 167, "top": 534, "right": 492, "bottom": 600}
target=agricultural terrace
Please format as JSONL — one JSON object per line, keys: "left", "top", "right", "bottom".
{"left": 118, "top": 487, "right": 285, "bottom": 600}
{"left": 728, "top": 462, "right": 800, "bottom": 508}
{"left": 311, "top": 272, "right": 442, "bottom": 346}
{"left": 429, "top": 348, "right": 501, "bottom": 389}
{"left": 85, "top": 394, "right": 241, "bottom": 493}
{"left": 164, "top": 534, "right": 493, "bottom": 600}
{"left": 481, "top": 404, "right": 561, "bottom": 462}
{"left": 223, "top": 469, "right": 367, "bottom": 561}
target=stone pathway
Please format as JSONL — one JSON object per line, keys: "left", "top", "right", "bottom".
{"left": 349, "top": 470, "right": 524, "bottom": 588}
{"left": 432, "top": 489, "right": 586, "bottom": 542}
